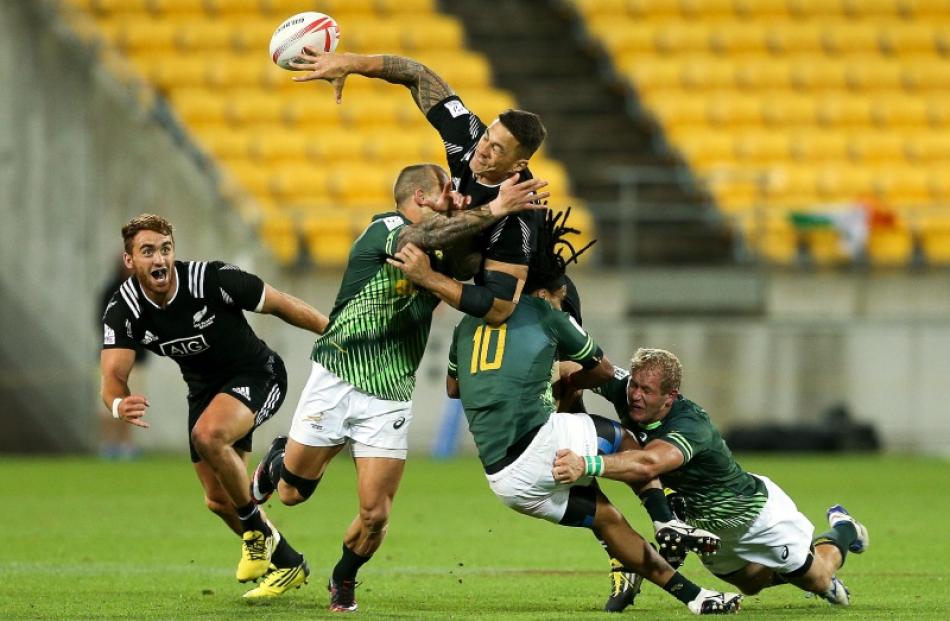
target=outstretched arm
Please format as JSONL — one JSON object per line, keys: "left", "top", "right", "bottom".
{"left": 258, "top": 284, "right": 329, "bottom": 335}
{"left": 290, "top": 51, "right": 453, "bottom": 113}
{"left": 552, "top": 440, "right": 685, "bottom": 486}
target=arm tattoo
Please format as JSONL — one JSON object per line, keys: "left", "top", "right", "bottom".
{"left": 380, "top": 55, "right": 454, "bottom": 114}
{"left": 397, "top": 206, "right": 496, "bottom": 252}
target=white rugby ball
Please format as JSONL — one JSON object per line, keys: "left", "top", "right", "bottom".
{"left": 269, "top": 12, "right": 340, "bottom": 70}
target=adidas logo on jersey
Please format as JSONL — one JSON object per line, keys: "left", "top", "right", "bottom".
{"left": 141, "top": 330, "right": 158, "bottom": 345}
{"left": 232, "top": 386, "right": 251, "bottom": 401}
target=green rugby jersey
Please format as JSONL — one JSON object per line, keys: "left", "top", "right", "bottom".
{"left": 448, "top": 296, "right": 601, "bottom": 466}
{"left": 312, "top": 212, "right": 440, "bottom": 402}
{"left": 595, "top": 378, "right": 768, "bottom": 530}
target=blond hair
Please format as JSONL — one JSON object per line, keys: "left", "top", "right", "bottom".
{"left": 122, "top": 214, "right": 174, "bottom": 254}
{"left": 630, "top": 348, "right": 682, "bottom": 394}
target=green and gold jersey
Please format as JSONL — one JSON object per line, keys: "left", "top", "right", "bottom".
{"left": 312, "top": 212, "right": 440, "bottom": 402}
{"left": 595, "top": 378, "right": 768, "bottom": 530}
{"left": 449, "top": 296, "right": 602, "bottom": 466}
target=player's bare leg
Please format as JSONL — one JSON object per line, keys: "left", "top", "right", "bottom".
{"left": 592, "top": 493, "right": 741, "bottom": 615}
{"left": 191, "top": 393, "right": 305, "bottom": 585}
{"left": 277, "top": 440, "right": 346, "bottom": 505}
{"left": 328, "top": 457, "right": 405, "bottom": 612}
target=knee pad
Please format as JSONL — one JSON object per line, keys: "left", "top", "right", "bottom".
{"left": 280, "top": 467, "right": 321, "bottom": 500}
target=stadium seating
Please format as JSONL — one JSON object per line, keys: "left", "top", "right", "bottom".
{"left": 59, "top": 0, "right": 590, "bottom": 266}
{"left": 574, "top": 0, "right": 950, "bottom": 266}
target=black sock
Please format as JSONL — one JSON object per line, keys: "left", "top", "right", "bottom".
{"left": 663, "top": 571, "right": 702, "bottom": 605}
{"left": 271, "top": 533, "right": 303, "bottom": 568}
{"left": 639, "top": 487, "right": 674, "bottom": 523}
{"left": 814, "top": 521, "right": 857, "bottom": 563}
{"left": 236, "top": 502, "right": 268, "bottom": 534}
{"left": 266, "top": 452, "right": 284, "bottom": 490}
{"left": 332, "top": 544, "right": 371, "bottom": 583}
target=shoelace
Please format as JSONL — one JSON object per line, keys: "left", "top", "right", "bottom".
{"left": 243, "top": 533, "right": 268, "bottom": 561}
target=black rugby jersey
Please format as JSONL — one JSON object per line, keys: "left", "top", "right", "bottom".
{"left": 101, "top": 260, "right": 274, "bottom": 385}
{"left": 426, "top": 95, "right": 543, "bottom": 267}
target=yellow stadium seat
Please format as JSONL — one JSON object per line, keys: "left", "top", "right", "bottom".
{"left": 755, "top": 218, "right": 799, "bottom": 264}
{"left": 140, "top": 56, "right": 208, "bottom": 90}
{"left": 374, "top": 0, "right": 436, "bottom": 15}
{"left": 764, "top": 166, "right": 819, "bottom": 202}
{"left": 225, "top": 92, "right": 286, "bottom": 125}
{"left": 107, "top": 18, "right": 178, "bottom": 52}
{"left": 878, "top": 166, "right": 932, "bottom": 205}
{"left": 646, "top": 95, "right": 707, "bottom": 127}
{"left": 338, "top": 20, "right": 405, "bottom": 52}
{"left": 928, "top": 169, "right": 950, "bottom": 201}
{"left": 928, "top": 97, "right": 950, "bottom": 127}
{"left": 529, "top": 160, "right": 573, "bottom": 199}
{"left": 627, "top": 0, "right": 681, "bottom": 19}
{"left": 364, "top": 131, "right": 434, "bottom": 164}
{"left": 171, "top": 89, "right": 228, "bottom": 123}
{"left": 250, "top": 131, "right": 312, "bottom": 162}
{"left": 91, "top": 0, "right": 150, "bottom": 15}
{"left": 269, "top": 167, "right": 333, "bottom": 200}
{"left": 229, "top": 20, "right": 276, "bottom": 54}
{"left": 678, "top": 133, "right": 735, "bottom": 168}
{"left": 707, "top": 95, "right": 762, "bottom": 127}
{"left": 203, "top": 0, "right": 264, "bottom": 15}
{"left": 415, "top": 53, "right": 492, "bottom": 89}
{"left": 573, "top": 0, "right": 629, "bottom": 17}
{"left": 790, "top": 131, "right": 849, "bottom": 161}
{"left": 880, "top": 23, "right": 938, "bottom": 55}
{"left": 847, "top": 60, "right": 903, "bottom": 92}
{"left": 328, "top": 165, "right": 395, "bottom": 205}
{"left": 735, "top": 59, "right": 792, "bottom": 90}
{"left": 223, "top": 161, "right": 272, "bottom": 196}
{"left": 848, "top": 132, "right": 905, "bottom": 162}
{"left": 175, "top": 20, "right": 239, "bottom": 52}
{"left": 282, "top": 96, "right": 346, "bottom": 127}
{"left": 816, "top": 96, "right": 874, "bottom": 127}
{"left": 148, "top": 0, "right": 209, "bottom": 15}
{"left": 596, "top": 23, "right": 656, "bottom": 55}
{"left": 761, "top": 95, "right": 817, "bottom": 127}
{"left": 654, "top": 23, "right": 711, "bottom": 55}
{"left": 765, "top": 22, "right": 823, "bottom": 55}
{"left": 789, "top": 57, "right": 847, "bottom": 90}
{"left": 787, "top": 0, "right": 844, "bottom": 18}
{"left": 821, "top": 23, "right": 881, "bottom": 56}
{"left": 708, "top": 22, "right": 767, "bottom": 54}
{"left": 735, "top": 132, "right": 792, "bottom": 162}
{"left": 625, "top": 60, "right": 682, "bottom": 90}
{"left": 868, "top": 226, "right": 914, "bottom": 265}
{"left": 339, "top": 97, "right": 403, "bottom": 127}
{"left": 815, "top": 166, "right": 876, "bottom": 199}
{"left": 196, "top": 127, "right": 252, "bottom": 159}
{"left": 901, "top": 62, "right": 950, "bottom": 93}
{"left": 302, "top": 130, "right": 367, "bottom": 162}
{"left": 872, "top": 95, "right": 930, "bottom": 127}
{"left": 260, "top": 212, "right": 300, "bottom": 265}
{"left": 843, "top": 0, "right": 904, "bottom": 17}
{"left": 905, "top": 133, "right": 950, "bottom": 162}
{"left": 401, "top": 18, "right": 465, "bottom": 52}
{"left": 734, "top": 0, "right": 790, "bottom": 17}
{"left": 680, "top": 59, "right": 736, "bottom": 90}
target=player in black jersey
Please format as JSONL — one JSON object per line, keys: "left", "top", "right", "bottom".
{"left": 100, "top": 214, "right": 329, "bottom": 599}
{"left": 288, "top": 49, "right": 550, "bottom": 326}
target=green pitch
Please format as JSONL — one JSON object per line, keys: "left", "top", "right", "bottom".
{"left": 3, "top": 454, "right": 948, "bottom": 620}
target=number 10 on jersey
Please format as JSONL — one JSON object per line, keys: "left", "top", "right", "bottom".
{"left": 470, "top": 324, "right": 507, "bottom": 374}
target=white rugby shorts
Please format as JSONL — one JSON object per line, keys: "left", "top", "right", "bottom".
{"left": 701, "top": 474, "right": 816, "bottom": 575}
{"left": 288, "top": 361, "right": 411, "bottom": 459}
{"left": 485, "top": 412, "right": 600, "bottom": 525}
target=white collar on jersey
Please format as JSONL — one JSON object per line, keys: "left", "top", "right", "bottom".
{"left": 138, "top": 265, "right": 180, "bottom": 309}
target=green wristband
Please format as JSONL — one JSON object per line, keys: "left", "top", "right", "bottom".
{"left": 584, "top": 455, "right": 604, "bottom": 477}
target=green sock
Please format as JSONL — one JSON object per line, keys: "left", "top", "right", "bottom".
{"left": 814, "top": 521, "right": 857, "bottom": 562}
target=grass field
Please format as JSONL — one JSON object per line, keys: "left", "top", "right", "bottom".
{"left": 3, "top": 453, "right": 948, "bottom": 620}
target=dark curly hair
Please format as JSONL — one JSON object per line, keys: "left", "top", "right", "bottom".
{"left": 523, "top": 207, "right": 595, "bottom": 295}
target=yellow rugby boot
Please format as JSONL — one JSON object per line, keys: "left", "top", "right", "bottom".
{"left": 243, "top": 559, "right": 310, "bottom": 599}
{"left": 236, "top": 527, "right": 279, "bottom": 582}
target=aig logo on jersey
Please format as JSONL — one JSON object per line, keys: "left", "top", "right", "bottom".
{"left": 159, "top": 334, "right": 210, "bottom": 357}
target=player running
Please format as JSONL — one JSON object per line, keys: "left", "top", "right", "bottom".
{"left": 553, "top": 348, "right": 870, "bottom": 608}
{"left": 100, "top": 214, "right": 327, "bottom": 598}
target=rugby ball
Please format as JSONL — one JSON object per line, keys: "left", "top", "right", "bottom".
{"left": 269, "top": 12, "right": 340, "bottom": 70}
